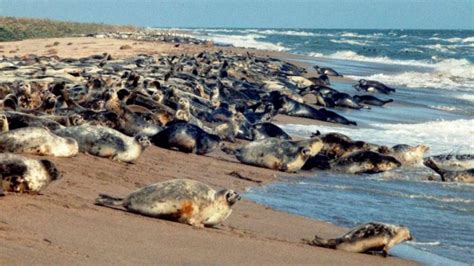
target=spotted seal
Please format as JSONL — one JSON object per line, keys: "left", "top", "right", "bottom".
{"left": 305, "top": 222, "right": 412, "bottom": 257}
{"left": 0, "top": 153, "right": 61, "bottom": 193}
{"left": 95, "top": 178, "right": 240, "bottom": 227}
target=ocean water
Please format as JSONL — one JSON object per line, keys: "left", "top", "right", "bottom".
{"left": 181, "top": 28, "right": 474, "bottom": 264}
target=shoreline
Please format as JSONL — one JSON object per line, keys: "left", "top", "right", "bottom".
{"left": 0, "top": 36, "right": 416, "bottom": 264}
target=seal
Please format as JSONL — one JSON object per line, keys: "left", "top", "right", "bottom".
{"left": 0, "top": 114, "right": 8, "bottom": 132}
{"left": 317, "top": 132, "right": 382, "bottom": 160}
{"left": 222, "top": 137, "right": 323, "bottom": 172}
{"left": 1, "top": 110, "right": 63, "bottom": 131}
{"left": 423, "top": 158, "right": 474, "bottom": 183}
{"left": 54, "top": 124, "right": 150, "bottom": 163}
{"left": 354, "top": 79, "right": 396, "bottom": 94}
{"left": 251, "top": 122, "right": 291, "bottom": 140}
{"left": 0, "top": 127, "right": 79, "bottom": 157}
{"left": 353, "top": 95, "right": 393, "bottom": 106}
{"left": 150, "top": 122, "right": 221, "bottom": 155}
{"left": 313, "top": 65, "right": 343, "bottom": 77}
{"left": 426, "top": 153, "right": 474, "bottom": 170}
{"left": 0, "top": 153, "right": 61, "bottom": 193}
{"left": 95, "top": 179, "right": 240, "bottom": 227}
{"left": 305, "top": 222, "right": 413, "bottom": 257}
{"left": 380, "top": 144, "right": 429, "bottom": 165}
{"left": 334, "top": 151, "right": 401, "bottom": 174}
{"left": 278, "top": 95, "right": 357, "bottom": 126}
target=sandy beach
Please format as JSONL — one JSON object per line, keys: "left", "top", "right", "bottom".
{"left": 0, "top": 36, "right": 416, "bottom": 265}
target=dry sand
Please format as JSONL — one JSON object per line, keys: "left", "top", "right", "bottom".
{"left": 0, "top": 36, "right": 416, "bottom": 265}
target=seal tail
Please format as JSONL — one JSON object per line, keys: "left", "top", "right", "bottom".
{"left": 95, "top": 193, "right": 124, "bottom": 207}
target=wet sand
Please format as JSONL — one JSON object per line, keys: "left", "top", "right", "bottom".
{"left": 0, "top": 36, "right": 415, "bottom": 265}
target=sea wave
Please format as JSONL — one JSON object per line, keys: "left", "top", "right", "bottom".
{"left": 252, "top": 29, "right": 317, "bottom": 37}
{"left": 280, "top": 119, "right": 474, "bottom": 155}
{"left": 429, "top": 36, "right": 474, "bottom": 43}
{"left": 455, "top": 94, "right": 474, "bottom": 102}
{"left": 339, "top": 32, "right": 383, "bottom": 39}
{"left": 329, "top": 39, "right": 372, "bottom": 46}
{"left": 347, "top": 71, "right": 474, "bottom": 89}
{"left": 317, "top": 51, "right": 474, "bottom": 89}
{"left": 430, "top": 105, "right": 458, "bottom": 112}
{"left": 407, "top": 241, "right": 441, "bottom": 246}
{"left": 199, "top": 33, "right": 289, "bottom": 51}
{"left": 421, "top": 44, "right": 456, "bottom": 54}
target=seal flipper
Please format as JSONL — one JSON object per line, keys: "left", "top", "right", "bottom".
{"left": 95, "top": 193, "right": 124, "bottom": 206}
{"left": 423, "top": 159, "right": 447, "bottom": 181}
{"left": 307, "top": 235, "right": 338, "bottom": 249}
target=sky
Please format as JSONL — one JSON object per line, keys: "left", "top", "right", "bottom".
{"left": 0, "top": 0, "right": 473, "bottom": 30}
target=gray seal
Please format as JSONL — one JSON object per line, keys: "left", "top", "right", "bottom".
{"left": 305, "top": 222, "right": 412, "bottom": 257}
{"left": 95, "top": 179, "right": 240, "bottom": 227}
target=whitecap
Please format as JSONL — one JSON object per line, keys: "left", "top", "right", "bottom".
{"left": 329, "top": 39, "right": 372, "bottom": 46}
{"left": 279, "top": 119, "right": 474, "bottom": 155}
{"left": 196, "top": 33, "right": 289, "bottom": 51}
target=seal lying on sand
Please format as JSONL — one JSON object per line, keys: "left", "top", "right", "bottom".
{"left": 251, "top": 122, "right": 291, "bottom": 140}
{"left": 222, "top": 137, "right": 323, "bottom": 172}
{"left": 95, "top": 179, "right": 240, "bottom": 227}
{"left": 334, "top": 151, "right": 401, "bottom": 174}
{"left": 423, "top": 158, "right": 474, "bottom": 183}
{"left": 55, "top": 125, "right": 150, "bottom": 163}
{"left": 0, "top": 153, "right": 61, "bottom": 193}
{"left": 305, "top": 222, "right": 412, "bottom": 257}
{"left": 0, "top": 127, "right": 79, "bottom": 157}
{"left": 151, "top": 122, "right": 221, "bottom": 155}
{"left": 278, "top": 96, "right": 357, "bottom": 126}
{"left": 1, "top": 111, "right": 63, "bottom": 131}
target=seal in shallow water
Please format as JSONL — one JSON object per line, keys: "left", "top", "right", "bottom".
{"left": 334, "top": 151, "right": 401, "bottom": 174}
{"left": 0, "top": 127, "right": 79, "bottom": 157}
{"left": 380, "top": 144, "right": 429, "bottom": 165}
{"left": 423, "top": 158, "right": 474, "bottom": 183}
{"left": 0, "top": 153, "right": 61, "bottom": 193}
{"left": 95, "top": 178, "right": 240, "bottom": 227}
{"left": 425, "top": 153, "right": 474, "bottom": 170}
{"left": 313, "top": 65, "right": 343, "bottom": 77}
{"left": 305, "top": 222, "right": 412, "bottom": 257}
{"left": 354, "top": 79, "right": 396, "bottom": 94}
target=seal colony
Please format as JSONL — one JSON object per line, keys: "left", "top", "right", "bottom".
{"left": 0, "top": 32, "right": 466, "bottom": 262}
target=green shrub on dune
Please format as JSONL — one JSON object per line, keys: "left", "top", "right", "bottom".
{"left": 0, "top": 16, "right": 138, "bottom": 41}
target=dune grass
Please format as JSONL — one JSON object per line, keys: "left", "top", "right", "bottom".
{"left": 0, "top": 16, "right": 139, "bottom": 41}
